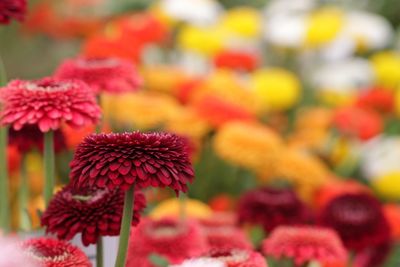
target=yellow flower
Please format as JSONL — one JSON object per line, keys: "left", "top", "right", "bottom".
{"left": 257, "top": 149, "right": 331, "bottom": 202}
{"left": 213, "top": 121, "right": 284, "bottom": 170}
{"left": 190, "top": 69, "right": 262, "bottom": 113}
{"left": 178, "top": 25, "right": 226, "bottom": 55}
{"left": 371, "top": 51, "right": 400, "bottom": 89}
{"left": 220, "top": 7, "right": 261, "bottom": 38}
{"left": 165, "top": 107, "right": 210, "bottom": 139}
{"left": 316, "top": 90, "right": 356, "bottom": 107}
{"left": 102, "top": 92, "right": 181, "bottom": 130}
{"left": 150, "top": 198, "right": 213, "bottom": 219}
{"left": 372, "top": 172, "right": 400, "bottom": 200}
{"left": 141, "top": 65, "right": 187, "bottom": 94}
{"left": 251, "top": 68, "right": 301, "bottom": 111}
{"left": 305, "top": 8, "right": 344, "bottom": 47}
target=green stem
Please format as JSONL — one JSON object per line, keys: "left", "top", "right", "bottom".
{"left": 115, "top": 184, "right": 135, "bottom": 267}
{"left": 179, "top": 193, "right": 187, "bottom": 222}
{"left": 19, "top": 155, "right": 31, "bottom": 231}
{"left": 96, "top": 237, "right": 103, "bottom": 267}
{"left": 43, "top": 131, "right": 55, "bottom": 207}
{"left": 0, "top": 126, "right": 9, "bottom": 232}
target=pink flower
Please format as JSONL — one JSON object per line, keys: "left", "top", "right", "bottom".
{"left": 0, "top": 236, "right": 39, "bottom": 267}
{"left": 202, "top": 226, "right": 253, "bottom": 251}
{"left": 126, "top": 218, "right": 208, "bottom": 267}
{"left": 206, "top": 248, "right": 267, "bottom": 267}
{"left": 55, "top": 57, "right": 142, "bottom": 93}
{"left": 0, "top": 77, "right": 101, "bottom": 132}
{"left": 262, "top": 226, "right": 347, "bottom": 266}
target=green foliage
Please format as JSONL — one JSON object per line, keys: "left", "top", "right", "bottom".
{"left": 148, "top": 253, "right": 170, "bottom": 267}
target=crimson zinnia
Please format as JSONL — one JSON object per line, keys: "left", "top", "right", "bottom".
{"left": 70, "top": 132, "right": 194, "bottom": 192}
{"left": 0, "top": 0, "right": 26, "bottom": 24}
{"left": 0, "top": 78, "right": 101, "bottom": 132}
{"left": 23, "top": 238, "right": 91, "bottom": 267}
{"left": 318, "top": 193, "right": 390, "bottom": 251}
{"left": 55, "top": 57, "right": 142, "bottom": 94}
{"left": 237, "top": 187, "right": 312, "bottom": 232}
{"left": 126, "top": 218, "right": 208, "bottom": 267}
{"left": 41, "top": 184, "right": 146, "bottom": 246}
{"left": 262, "top": 226, "right": 347, "bottom": 266}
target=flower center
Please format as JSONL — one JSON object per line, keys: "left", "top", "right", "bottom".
{"left": 210, "top": 249, "right": 249, "bottom": 263}
{"left": 25, "top": 80, "right": 71, "bottom": 92}
{"left": 333, "top": 200, "right": 376, "bottom": 225}
{"left": 26, "top": 247, "right": 70, "bottom": 262}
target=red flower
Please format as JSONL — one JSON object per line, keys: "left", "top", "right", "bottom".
{"left": 203, "top": 226, "right": 253, "bottom": 251}
{"left": 23, "top": 238, "right": 91, "bottom": 267}
{"left": 354, "top": 241, "right": 392, "bottom": 267}
{"left": 41, "top": 185, "right": 146, "bottom": 246}
{"left": 0, "top": 0, "right": 26, "bottom": 24}
{"left": 237, "top": 187, "right": 313, "bottom": 232}
{"left": 55, "top": 57, "right": 142, "bottom": 94}
{"left": 206, "top": 248, "right": 267, "bottom": 267}
{"left": 126, "top": 218, "right": 208, "bottom": 267}
{"left": 262, "top": 226, "right": 347, "bottom": 266}
{"left": 8, "top": 144, "right": 21, "bottom": 174}
{"left": 9, "top": 125, "right": 66, "bottom": 153}
{"left": 355, "top": 87, "right": 394, "bottom": 113}
{"left": 332, "top": 106, "right": 383, "bottom": 141}
{"left": 193, "top": 95, "right": 255, "bottom": 128}
{"left": 0, "top": 78, "right": 101, "bottom": 132}
{"left": 214, "top": 50, "right": 259, "bottom": 72}
{"left": 70, "top": 132, "right": 194, "bottom": 192}
{"left": 318, "top": 193, "right": 390, "bottom": 251}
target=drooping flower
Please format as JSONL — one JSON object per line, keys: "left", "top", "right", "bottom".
{"left": 0, "top": 236, "right": 39, "bottom": 267}
{"left": 262, "top": 226, "right": 347, "bottom": 266}
{"left": 9, "top": 125, "right": 67, "bottom": 153}
{"left": 126, "top": 218, "right": 208, "bottom": 267}
{"left": 41, "top": 184, "right": 146, "bottom": 246}
{"left": 237, "top": 187, "right": 313, "bottom": 232}
{"left": 170, "top": 258, "right": 226, "bottom": 267}
{"left": 206, "top": 248, "right": 267, "bottom": 267}
{"left": 332, "top": 106, "right": 383, "bottom": 141}
{"left": 213, "top": 121, "right": 283, "bottom": 170}
{"left": 23, "top": 238, "right": 91, "bottom": 267}
{"left": 318, "top": 193, "right": 390, "bottom": 251}
{"left": 0, "top": 0, "right": 27, "bottom": 24}
{"left": 70, "top": 132, "right": 194, "bottom": 192}
{"left": 55, "top": 57, "right": 142, "bottom": 94}
{"left": 0, "top": 78, "right": 101, "bottom": 132}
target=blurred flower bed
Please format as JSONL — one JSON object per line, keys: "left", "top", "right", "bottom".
{"left": 1, "top": 0, "right": 400, "bottom": 266}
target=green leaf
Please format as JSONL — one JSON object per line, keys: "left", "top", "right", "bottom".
{"left": 148, "top": 253, "right": 170, "bottom": 267}
{"left": 249, "top": 225, "right": 265, "bottom": 248}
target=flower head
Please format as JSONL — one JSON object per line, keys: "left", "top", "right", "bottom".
{"left": 262, "top": 226, "right": 347, "bottom": 266}
{"left": 55, "top": 57, "right": 142, "bottom": 94}
{"left": 170, "top": 258, "right": 226, "bottom": 267}
{"left": 23, "top": 238, "right": 91, "bottom": 267}
{"left": 202, "top": 226, "right": 253, "bottom": 251}
{"left": 355, "top": 87, "right": 394, "bottom": 113}
{"left": 0, "top": 236, "right": 39, "bottom": 267}
{"left": 41, "top": 184, "right": 146, "bottom": 246}
{"left": 0, "top": 78, "right": 101, "bottom": 132}
{"left": 213, "top": 50, "right": 259, "bottom": 72}
{"left": 318, "top": 193, "right": 390, "bottom": 251}
{"left": 0, "top": 0, "right": 26, "bottom": 24}
{"left": 70, "top": 132, "right": 194, "bottom": 193}
{"left": 237, "top": 187, "right": 312, "bottom": 232}
{"left": 126, "top": 218, "right": 208, "bottom": 266}
{"left": 206, "top": 248, "right": 267, "bottom": 267}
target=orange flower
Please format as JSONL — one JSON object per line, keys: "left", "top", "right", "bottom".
{"left": 383, "top": 204, "right": 400, "bottom": 239}
{"left": 62, "top": 123, "right": 111, "bottom": 150}
{"left": 141, "top": 65, "right": 188, "bottom": 94}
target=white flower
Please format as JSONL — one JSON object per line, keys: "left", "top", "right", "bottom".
{"left": 0, "top": 236, "right": 39, "bottom": 267}
{"left": 160, "top": 0, "right": 222, "bottom": 25}
{"left": 310, "top": 58, "right": 374, "bottom": 93}
{"left": 264, "top": 0, "right": 315, "bottom": 16}
{"left": 343, "top": 11, "right": 393, "bottom": 50}
{"left": 170, "top": 258, "right": 227, "bottom": 267}
{"left": 361, "top": 136, "right": 400, "bottom": 180}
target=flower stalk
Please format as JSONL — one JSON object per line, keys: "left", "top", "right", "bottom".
{"left": 44, "top": 130, "right": 55, "bottom": 207}
{"left": 115, "top": 184, "right": 136, "bottom": 267}
{"left": 96, "top": 237, "right": 103, "bottom": 267}
{"left": 19, "top": 155, "right": 31, "bottom": 231}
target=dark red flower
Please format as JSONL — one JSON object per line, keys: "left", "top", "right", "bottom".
{"left": 206, "top": 248, "right": 267, "bottom": 267}
{"left": 55, "top": 57, "right": 142, "bottom": 94}
{"left": 23, "top": 238, "right": 91, "bottom": 267}
{"left": 355, "top": 87, "right": 394, "bottom": 113}
{"left": 237, "top": 187, "right": 313, "bottom": 232}
{"left": 318, "top": 193, "right": 391, "bottom": 251}
{"left": 70, "top": 132, "right": 194, "bottom": 192}
{"left": 9, "top": 125, "right": 66, "bottom": 153}
{"left": 41, "top": 185, "right": 146, "bottom": 246}
{"left": 0, "top": 0, "right": 26, "bottom": 24}
{"left": 0, "top": 78, "right": 101, "bottom": 132}
{"left": 262, "top": 226, "right": 347, "bottom": 266}
{"left": 214, "top": 50, "right": 259, "bottom": 72}
{"left": 332, "top": 106, "right": 383, "bottom": 141}
{"left": 126, "top": 218, "right": 208, "bottom": 267}
{"left": 354, "top": 241, "right": 392, "bottom": 267}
